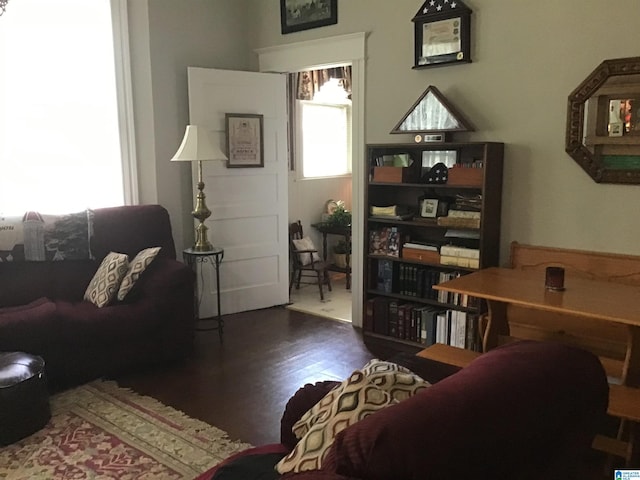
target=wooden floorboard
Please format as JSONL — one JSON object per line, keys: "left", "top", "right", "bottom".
{"left": 113, "top": 306, "right": 394, "bottom": 446}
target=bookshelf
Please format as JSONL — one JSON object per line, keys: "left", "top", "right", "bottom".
{"left": 363, "top": 142, "right": 504, "bottom": 351}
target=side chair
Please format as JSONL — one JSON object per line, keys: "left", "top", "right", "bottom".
{"left": 289, "top": 221, "right": 332, "bottom": 301}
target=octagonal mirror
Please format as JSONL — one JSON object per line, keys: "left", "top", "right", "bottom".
{"left": 566, "top": 57, "right": 640, "bottom": 184}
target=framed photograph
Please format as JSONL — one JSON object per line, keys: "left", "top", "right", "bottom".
{"left": 420, "top": 198, "right": 439, "bottom": 218}
{"left": 280, "top": 0, "right": 338, "bottom": 35}
{"left": 412, "top": 0, "right": 472, "bottom": 69}
{"left": 225, "top": 113, "right": 264, "bottom": 168}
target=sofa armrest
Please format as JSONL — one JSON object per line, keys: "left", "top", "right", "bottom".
{"left": 280, "top": 380, "right": 340, "bottom": 450}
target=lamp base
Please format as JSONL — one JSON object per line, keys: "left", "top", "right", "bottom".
{"left": 193, "top": 221, "right": 213, "bottom": 252}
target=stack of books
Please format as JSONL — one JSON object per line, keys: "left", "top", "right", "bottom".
{"left": 439, "top": 245, "right": 480, "bottom": 268}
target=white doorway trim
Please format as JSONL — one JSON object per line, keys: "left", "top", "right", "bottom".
{"left": 256, "top": 32, "right": 366, "bottom": 328}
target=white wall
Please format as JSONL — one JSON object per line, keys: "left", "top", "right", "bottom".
{"left": 128, "top": 0, "right": 253, "bottom": 254}
{"left": 249, "top": 0, "right": 640, "bottom": 261}
{"left": 288, "top": 174, "right": 352, "bottom": 252}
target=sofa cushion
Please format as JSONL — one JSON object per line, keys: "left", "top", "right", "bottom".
{"left": 83, "top": 252, "right": 129, "bottom": 307}
{"left": 0, "top": 298, "right": 57, "bottom": 353}
{"left": 117, "top": 247, "right": 161, "bottom": 301}
{"left": 276, "top": 370, "right": 393, "bottom": 474}
{"left": 321, "top": 341, "right": 609, "bottom": 480}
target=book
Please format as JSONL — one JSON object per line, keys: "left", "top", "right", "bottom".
{"left": 440, "top": 245, "right": 480, "bottom": 259}
{"left": 402, "top": 242, "right": 438, "bottom": 251}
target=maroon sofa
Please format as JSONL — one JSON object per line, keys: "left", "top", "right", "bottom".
{"left": 0, "top": 205, "right": 195, "bottom": 389}
{"left": 199, "top": 341, "right": 609, "bottom": 480}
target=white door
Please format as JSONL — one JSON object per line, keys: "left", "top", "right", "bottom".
{"left": 187, "top": 67, "right": 289, "bottom": 315}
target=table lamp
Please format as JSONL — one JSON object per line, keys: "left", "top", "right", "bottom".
{"left": 171, "top": 125, "right": 227, "bottom": 251}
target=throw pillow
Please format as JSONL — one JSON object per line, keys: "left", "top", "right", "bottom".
{"left": 276, "top": 370, "right": 393, "bottom": 474}
{"left": 84, "top": 252, "right": 129, "bottom": 307}
{"left": 292, "top": 237, "right": 321, "bottom": 266}
{"left": 362, "top": 359, "right": 431, "bottom": 402}
{"left": 117, "top": 246, "right": 161, "bottom": 301}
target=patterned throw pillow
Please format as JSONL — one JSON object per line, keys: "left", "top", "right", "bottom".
{"left": 84, "top": 252, "right": 129, "bottom": 307}
{"left": 292, "top": 237, "right": 321, "bottom": 266}
{"left": 276, "top": 370, "right": 393, "bottom": 474}
{"left": 117, "top": 247, "right": 161, "bottom": 301}
{"left": 362, "top": 359, "right": 431, "bottom": 402}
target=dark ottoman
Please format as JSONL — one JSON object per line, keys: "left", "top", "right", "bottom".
{"left": 0, "top": 352, "right": 51, "bottom": 445}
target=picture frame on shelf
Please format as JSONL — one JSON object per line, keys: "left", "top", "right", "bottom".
{"left": 420, "top": 198, "right": 439, "bottom": 218}
{"left": 225, "top": 113, "right": 264, "bottom": 168}
{"left": 280, "top": 0, "right": 337, "bottom": 35}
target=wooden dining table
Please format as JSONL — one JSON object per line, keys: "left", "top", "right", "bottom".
{"left": 433, "top": 267, "right": 640, "bottom": 387}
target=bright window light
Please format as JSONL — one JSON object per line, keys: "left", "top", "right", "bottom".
{"left": 299, "top": 101, "right": 351, "bottom": 179}
{"left": 0, "top": 0, "right": 124, "bottom": 214}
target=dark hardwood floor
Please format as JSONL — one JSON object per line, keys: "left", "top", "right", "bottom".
{"left": 113, "top": 307, "right": 397, "bottom": 446}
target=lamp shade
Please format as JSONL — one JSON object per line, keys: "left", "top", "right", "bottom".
{"left": 171, "top": 125, "right": 227, "bottom": 162}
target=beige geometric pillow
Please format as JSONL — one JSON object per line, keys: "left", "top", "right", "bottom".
{"left": 291, "top": 380, "right": 346, "bottom": 441}
{"left": 117, "top": 247, "right": 161, "bottom": 301}
{"left": 277, "top": 370, "right": 394, "bottom": 474}
{"left": 362, "top": 359, "right": 431, "bottom": 402}
{"left": 84, "top": 252, "right": 129, "bottom": 308}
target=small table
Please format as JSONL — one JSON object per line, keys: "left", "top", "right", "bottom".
{"left": 311, "top": 223, "right": 351, "bottom": 289}
{"left": 182, "top": 247, "right": 224, "bottom": 341}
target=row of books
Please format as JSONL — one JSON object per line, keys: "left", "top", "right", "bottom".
{"left": 436, "top": 271, "right": 479, "bottom": 308}
{"left": 376, "top": 261, "right": 479, "bottom": 308}
{"left": 364, "top": 297, "right": 479, "bottom": 349}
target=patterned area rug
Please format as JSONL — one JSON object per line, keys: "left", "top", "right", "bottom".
{"left": 0, "top": 380, "right": 251, "bottom": 479}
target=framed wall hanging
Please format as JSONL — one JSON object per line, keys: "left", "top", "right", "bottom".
{"left": 280, "top": 0, "right": 337, "bottom": 35}
{"left": 412, "top": 0, "right": 472, "bottom": 69}
{"left": 225, "top": 113, "right": 264, "bottom": 168}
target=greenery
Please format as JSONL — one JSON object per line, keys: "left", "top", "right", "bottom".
{"left": 332, "top": 239, "right": 351, "bottom": 254}
{"left": 325, "top": 205, "right": 352, "bottom": 228}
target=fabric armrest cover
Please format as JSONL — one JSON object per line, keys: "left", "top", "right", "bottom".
{"left": 321, "top": 341, "right": 609, "bottom": 480}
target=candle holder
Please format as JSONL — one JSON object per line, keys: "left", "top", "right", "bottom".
{"left": 545, "top": 266, "right": 565, "bottom": 291}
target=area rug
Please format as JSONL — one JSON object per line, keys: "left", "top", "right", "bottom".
{"left": 0, "top": 380, "right": 252, "bottom": 479}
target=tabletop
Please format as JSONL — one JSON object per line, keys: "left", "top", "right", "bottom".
{"left": 433, "top": 267, "right": 640, "bottom": 327}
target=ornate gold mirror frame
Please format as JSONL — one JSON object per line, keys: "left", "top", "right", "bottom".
{"left": 566, "top": 57, "right": 640, "bottom": 184}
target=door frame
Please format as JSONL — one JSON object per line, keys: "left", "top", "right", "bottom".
{"left": 256, "top": 32, "right": 366, "bottom": 328}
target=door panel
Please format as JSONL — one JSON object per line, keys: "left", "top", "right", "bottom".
{"left": 187, "top": 67, "right": 288, "bottom": 315}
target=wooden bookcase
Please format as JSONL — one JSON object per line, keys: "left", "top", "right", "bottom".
{"left": 363, "top": 142, "right": 504, "bottom": 350}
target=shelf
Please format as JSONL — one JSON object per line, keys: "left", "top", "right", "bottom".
{"left": 367, "top": 217, "right": 481, "bottom": 232}
{"left": 363, "top": 330, "right": 426, "bottom": 349}
{"left": 368, "top": 254, "right": 476, "bottom": 272}
{"left": 366, "top": 289, "right": 479, "bottom": 313}
{"left": 369, "top": 181, "right": 483, "bottom": 190}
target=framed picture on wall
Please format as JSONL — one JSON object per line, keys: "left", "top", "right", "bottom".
{"left": 280, "top": 0, "right": 338, "bottom": 35}
{"left": 225, "top": 113, "right": 264, "bottom": 168}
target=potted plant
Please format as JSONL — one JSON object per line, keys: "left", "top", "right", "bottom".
{"left": 325, "top": 205, "right": 352, "bottom": 228}
{"left": 332, "top": 239, "right": 351, "bottom": 268}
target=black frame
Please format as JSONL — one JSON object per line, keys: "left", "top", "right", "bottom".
{"left": 280, "top": 0, "right": 337, "bottom": 35}
{"left": 412, "top": 0, "right": 472, "bottom": 69}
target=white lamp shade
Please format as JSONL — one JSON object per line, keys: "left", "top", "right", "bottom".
{"left": 171, "top": 125, "right": 227, "bottom": 162}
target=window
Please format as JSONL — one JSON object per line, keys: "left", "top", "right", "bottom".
{"left": 0, "top": 0, "right": 134, "bottom": 214}
{"left": 297, "top": 100, "right": 351, "bottom": 178}
{"left": 291, "top": 72, "right": 352, "bottom": 179}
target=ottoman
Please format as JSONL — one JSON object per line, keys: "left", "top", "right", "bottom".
{"left": 0, "top": 352, "right": 51, "bottom": 446}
